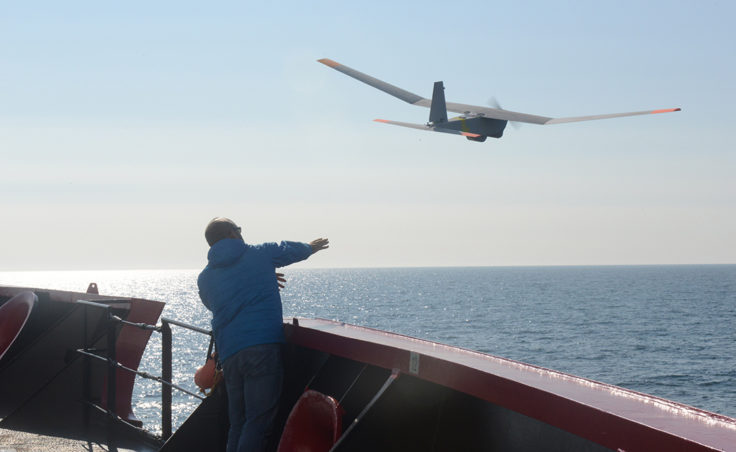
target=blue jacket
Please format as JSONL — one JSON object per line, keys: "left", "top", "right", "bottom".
{"left": 197, "top": 238, "right": 313, "bottom": 361}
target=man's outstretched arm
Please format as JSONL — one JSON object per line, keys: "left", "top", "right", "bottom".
{"left": 271, "top": 239, "right": 329, "bottom": 267}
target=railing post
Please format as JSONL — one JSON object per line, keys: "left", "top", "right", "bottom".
{"left": 82, "top": 303, "right": 90, "bottom": 433}
{"left": 106, "top": 308, "right": 117, "bottom": 449}
{"left": 161, "top": 320, "right": 172, "bottom": 439}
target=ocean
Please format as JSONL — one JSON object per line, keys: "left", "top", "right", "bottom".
{"left": 1, "top": 265, "right": 735, "bottom": 433}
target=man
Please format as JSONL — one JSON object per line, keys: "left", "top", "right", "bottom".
{"left": 197, "top": 217, "right": 329, "bottom": 452}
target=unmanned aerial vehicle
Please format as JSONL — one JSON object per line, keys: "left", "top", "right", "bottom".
{"left": 318, "top": 58, "right": 680, "bottom": 142}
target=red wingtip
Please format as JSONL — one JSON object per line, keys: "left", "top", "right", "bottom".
{"left": 374, "top": 119, "right": 389, "bottom": 123}
{"left": 651, "top": 108, "right": 681, "bottom": 114}
{"left": 318, "top": 58, "right": 340, "bottom": 68}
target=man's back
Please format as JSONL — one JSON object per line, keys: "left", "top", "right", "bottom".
{"left": 198, "top": 238, "right": 312, "bottom": 361}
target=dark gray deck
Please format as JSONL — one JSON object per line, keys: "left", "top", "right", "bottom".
{"left": 0, "top": 427, "right": 115, "bottom": 451}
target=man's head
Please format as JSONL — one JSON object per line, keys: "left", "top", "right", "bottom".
{"left": 204, "top": 217, "right": 243, "bottom": 247}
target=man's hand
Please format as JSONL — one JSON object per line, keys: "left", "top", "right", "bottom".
{"left": 309, "top": 238, "right": 329, "bottom": 254}
{"left": 276, "top": 272, "right": 286, "bottom": 290}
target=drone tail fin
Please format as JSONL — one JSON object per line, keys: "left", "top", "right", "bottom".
{"left": 429, "top": 81, "right": 448, "bottom": 124}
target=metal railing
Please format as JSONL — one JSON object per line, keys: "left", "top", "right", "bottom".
{"left": 159, "top": 316, "right": 213, "bottom": 438}
{"left": 74, "top": 299, "right": 212, "bottom": 441}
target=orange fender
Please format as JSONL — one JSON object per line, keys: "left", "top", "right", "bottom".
{"left": 194, "top": 356, "right": 218, "bottom": 393}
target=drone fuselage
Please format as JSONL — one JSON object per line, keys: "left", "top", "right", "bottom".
{"left": 437, "top": 116, "right": 507, "bottom": 140}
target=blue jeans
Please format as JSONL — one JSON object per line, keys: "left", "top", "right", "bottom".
{"left": 223, "top": 343, "right": 283, "bottom": 452}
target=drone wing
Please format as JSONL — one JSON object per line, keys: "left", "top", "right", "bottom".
{"left": 318, "top": 58, "right": 680, "bottom": 125}
{"left": 442, "top": 103, "right": 680, "bottom": 124}
{"left": 374, "top": 119, "right": 481, "bottom": 138}
{"left": 543, "top": 108, "right": 681, "bottom": 124}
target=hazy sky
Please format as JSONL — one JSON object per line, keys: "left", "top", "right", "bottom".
{"left": 1, "top": 1, "right": 734, "bottom": 270}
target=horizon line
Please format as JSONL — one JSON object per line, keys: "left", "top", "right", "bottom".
{"left": 1, "top": 262, "right": 734, "bottom": 273}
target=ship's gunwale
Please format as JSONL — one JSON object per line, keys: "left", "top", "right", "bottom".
{"left": 285, "top": 317, "right": 736, "bottom": 451}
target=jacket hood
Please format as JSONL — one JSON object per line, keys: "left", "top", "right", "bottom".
{"left": 207, "top": 238, "right": 247, "bottom": 268}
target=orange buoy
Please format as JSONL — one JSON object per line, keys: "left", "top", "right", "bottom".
{"left": 194, "top": 356, "right": 218, "bottom": 393}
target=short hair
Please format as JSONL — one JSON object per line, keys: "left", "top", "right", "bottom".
{"left": 205, "top": 217, "right": 239, "bottom": 247}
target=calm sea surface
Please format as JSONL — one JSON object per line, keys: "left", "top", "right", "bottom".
{"left": 1, "top": 265, "right": 735, "bottom": 433}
